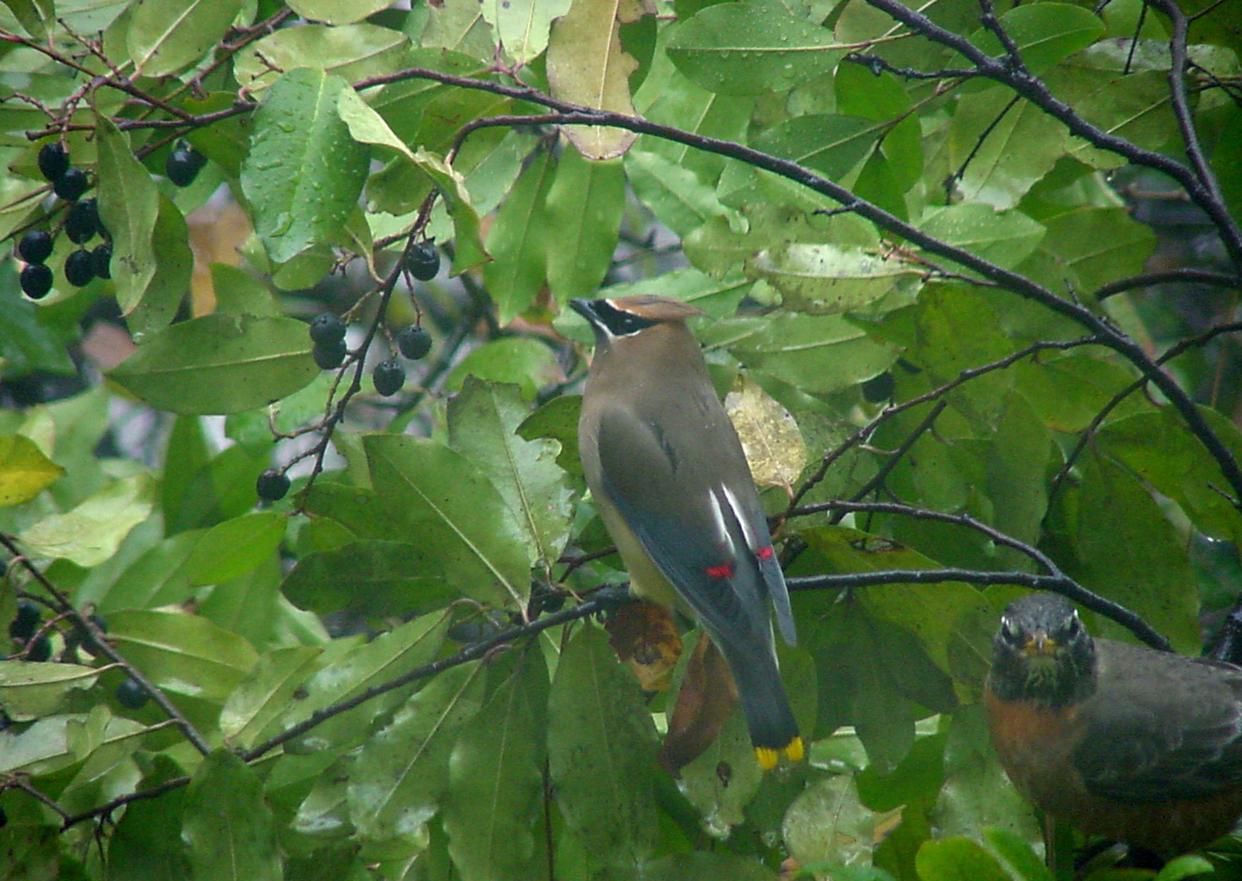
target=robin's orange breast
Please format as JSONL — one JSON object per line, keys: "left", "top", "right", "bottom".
{"left": 985, "top": 688, "right": 1242, "bottom": 854}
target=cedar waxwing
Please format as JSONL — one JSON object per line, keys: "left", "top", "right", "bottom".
{"left": 572, "top": 295, "right": 803, "bottom": 769}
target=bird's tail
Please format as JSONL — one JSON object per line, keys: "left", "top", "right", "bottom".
{"left": 721, "top": 641, "right": 803, "bottom": 770}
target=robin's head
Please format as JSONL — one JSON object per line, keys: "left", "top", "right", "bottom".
{"left": 988, "top": 593, "right": 1097, "bottom": 707}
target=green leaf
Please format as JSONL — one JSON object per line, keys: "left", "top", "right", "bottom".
{"left": 448, "top": 379, "right": 573, "bottom": 573}
{"left": 362, "top": 434, "right": 533, "bottom": 609}
{"left": 19, "top": 474, "right": 154, "bottom": 567}
{"left": 916, "top": 837, "right": 1010, "bottom": 881}
{"left": 0, "top": 706, "right": 111, "bottom": 775}
{"left": 948, "top": 88, "right": 1068, "bottom": 209}
{"left": 718, "top": 114, "right": 879, "bottom": 204}
{"left": 348, "top": 662, "right": 486, "bottom": 840}
{"left": 127, "top": 0, "right": 244, "bottom": 77}
{"left": 981, "top": 828, "right": 1053, "bottom": 881}
{"left": 0, "top": 433, "right": 63, "bottom": 506}
{"left": 241, "top": 68, "right": 369, "bottom": 264}
{"left": 109, "top": 314, "right": 319, "bottom": 415}
{"left": 281, "top": 539, "right": 456, "bottom": 619}
{"left": 183, "top": 511, "right": 285, "bottom": 586}
{"left": 517, "top": 394, "right": 582, "bottom": 476}
{"left": 1155, "top": 855, "right": 1217, "bottom": 881}
{"left": 96, "top": 114, "right": 160, "bottom": 317}
{"left": 971, "top": 4, "right": 1104, "bottom": 74}
{"left": 918, "top": 204, "right": 1046, "bottom": 271}
{"left": 107, "top": 758, "right": 190, "bottom": 881}
{"left": 445, "top": 337, "right": 560, "bottom": 400}
{"left": 127, "top": 196, "right": 194, "bottom": 338}
{"left": 546, "top": 0, "right": 640, "bottom": 159}
{"left": 625, "top": 148, "right": 740, "bottom": 238}
{"left": 1100, "top": 409, "right": 1242, "bottom": 547}
{"left": 713, "top": 312, "right": 898, "bottom": 395}
{"left": 1063, "top": 451, "right": 1200, "bottom": 652}
{"left": 233, "top": 23, "right": 410, "bottom": 91}
{"left": 642, "top": 853, "right": 781, "bottom": 880}
{"left": 287, "top": 0, "right": 392, "bottom": 24}
{"left": 0, "top": 662, "right": 101, "bottom": 720}
{"left": 280, "top": 611, "right": 451, "bottom": 751}
{"left": 667, "top": 1, "right": 845, "bottom": 95}
{"left": 107, "top": 609, "right": 259, "bottom": 702}
{"left": 544, "top": 148, "right": 626, "bottom": 299}
{"left": 2, "top": 0, "right": 55, "bottom": 37}
{"left": 756, "top": 242, "right": 919, "bottom": 315}
{"left": 182, "top": 750, "right": 281, "bottom": 881}
{"left": 548, "top": 624, "right": 658, "bottom": 870}
{"left": 335, "top": 86, "right": 487, "bottom": 274}
{"left": 484, "top": 147, "right": 555, "bottom": 323}
{"left": 219, "top": 646, "right": 322, "bottom": 747}
{"left": 444, "top": 650, "right": 549, "bottom": 881}
{"left": 481, "top": 0, "right": 572, "bottom": 64}
{"left": 1035, "top": 206, "right": 1154, "bottom": 293}
{"left": 784, "top": 776, "right": 877, "bottom": 869}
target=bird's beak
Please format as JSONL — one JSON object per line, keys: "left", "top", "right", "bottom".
{"left": 1023, "top": 629, "right": 1058, "bottom": 656}
{"left": 569, "top": 298, "right": 596, "bottom": 322}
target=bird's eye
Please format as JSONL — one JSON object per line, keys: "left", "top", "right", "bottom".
{"left": 1000, "top": 616, "right": 1020, "bottom": 641}
{"left": 1066, "top": 609, "right": 1083, "bottom": 636}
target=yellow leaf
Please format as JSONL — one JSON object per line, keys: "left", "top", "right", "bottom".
{"left": 0, "top": 435, "right": 64, "bottom": 507}
{"left": 546, "top": 0, "right": 642, "bottom": 159}
{"left": 725, "top": 375, "right": 807, "bottom": 489}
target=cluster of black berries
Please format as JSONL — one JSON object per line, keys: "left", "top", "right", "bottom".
{"left": 17, "top": 142, "right": 112, "bottom": 299}
{"left": 165, "top": 140, "right": 207, "bottom": 188}
{"left": 7, "top": 597, "right": 148, "bottom": 708}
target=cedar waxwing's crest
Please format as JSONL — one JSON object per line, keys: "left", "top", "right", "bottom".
{"left": 571, "top": 296, "right": 702, "bottom": 342}
{"left": 574, "top": 293, "right": 803, "bottom": 770}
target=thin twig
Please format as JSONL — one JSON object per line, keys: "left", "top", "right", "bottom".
{"left": 0, "top": 534, "right": 211, "bottom": 756}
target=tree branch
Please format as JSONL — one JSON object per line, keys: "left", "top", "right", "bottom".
{"left": 788, "top": 569, "right": 1171, "bottom": 651}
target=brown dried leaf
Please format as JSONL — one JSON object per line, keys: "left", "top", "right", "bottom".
{"left": 659, "top": 635, "right": 738, "bottom": 775}
{"left": 605, "top": 600, "right": 682, "bottom": 692}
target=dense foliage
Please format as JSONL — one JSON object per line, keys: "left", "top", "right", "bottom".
{"left": 1, "top": 0, "right": 1241, "bottom": 879}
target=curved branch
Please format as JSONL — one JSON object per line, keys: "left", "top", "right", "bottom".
{"left": 1095, "top": 268, "right": 1242, "bottom": 300}
{"left": 788, "top": 569, "right": 1171, "bottom": 651}
{"left": 860, "top": 0, "right": 1242, "bottom": 271}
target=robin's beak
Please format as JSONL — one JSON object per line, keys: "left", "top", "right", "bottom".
{"left": 1023, "top": 629, "right": 1058, "bottom": 657}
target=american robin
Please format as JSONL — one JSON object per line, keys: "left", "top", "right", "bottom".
{"left": 985, "top": 592, "right": 1242, "bottom": 855}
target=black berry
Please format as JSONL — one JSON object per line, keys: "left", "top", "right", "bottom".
{"left": 65, "top": 198, "right": 98, "bottom": 244}
{"left": 64, "top": 250, "right": 95, "bottom": 287}
{"left": 165, "top": 146, "right": 205, "bottom": 187}
{"left": 116, "top": 677, "right": 149, "bottom": 709}
{"left": 373, "top": 359, "right": 405, "bottom": 396}
{"left": 861, "top": 372, "right": 895, "bottom": 403}
{"left": 92, "top": 243, "right": 112, "bottom": 279}
{"left": 312, "top": 338, "right": 347, "bottom": 369}
{"left": 20, "top": 264, "right": 53, "bottom": 299}
{"left": 52, "top": 167, "right": 88, "bottom": 201}
{"left": 9, "top": 600, "right": 41, "bottom": 641}
{"left": 37, "top": 142, "right": 69, "bottom": 182}
{"left": 76, "top": 614, "right": 107, "bottom": 655}
{"left": 256, "top": 469, "right": 290, "bottom": 502}
{"left": 26, "top": 635, "right": 51, "bottom": 662}
{"left": 404, "top": 241, "right": 440, "bottom": 281}
{"left": 396, "top": 325, "right": 432, "bottom": 360}
{"left": 17, "top": 230, "right": 53, "bottom": 264}
{"left": 309, "top": 313, "right": 346, "bottom": 345}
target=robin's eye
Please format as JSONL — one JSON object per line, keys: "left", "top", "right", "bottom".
{"left": 1001, "top": 616, "right": 1021, "bottom": 642}
{"left": 1065, "top": 610, "right": 1083, "bottom": 637}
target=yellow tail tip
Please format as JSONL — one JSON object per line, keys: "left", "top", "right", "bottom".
{"left": 755, "top": 737, "right": 804, "bottom": 770}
